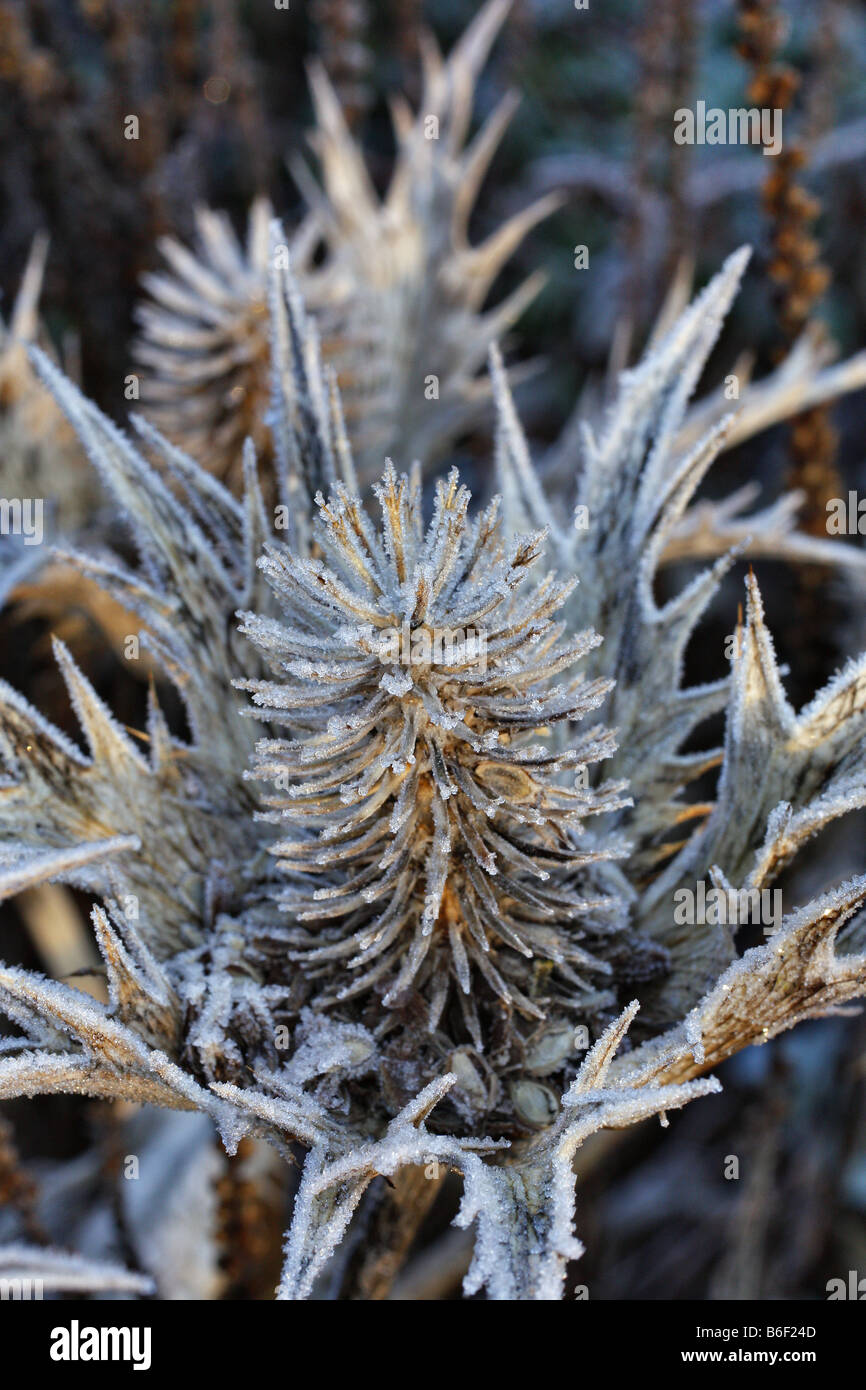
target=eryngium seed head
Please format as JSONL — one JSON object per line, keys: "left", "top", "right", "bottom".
{"left": 239, "top": 463, "right": 637, "bottom": 1065}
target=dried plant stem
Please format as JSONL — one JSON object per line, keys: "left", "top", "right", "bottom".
{"left": 664, "top": 0, "right": 697, "bottom": 285}
{"left": 737, "top": 0, "right": 842, "bottom": 686}
{"left": 216, "top": 1137, "right": 287, "bottom": 1299}
{"left": 342, "top": 1165, "right": 449, "bottom": 1301}
{"left": 624, "top": 0, "right": 697, "bottom": 327}
{"left": 624, "top": 1, "right": 674, "bottom": 330}
{"left": 312, "top": 0, "right": 371, "bottom": 132}
{"left": 387, "top": 1128, "right": 628, "bottom": 1300}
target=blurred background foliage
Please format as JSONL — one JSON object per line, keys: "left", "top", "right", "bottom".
{"left": 2, "top": 0, "right": 866, "bottom": 422}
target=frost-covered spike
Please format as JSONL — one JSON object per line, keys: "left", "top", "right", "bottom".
{"left": 52, "top": 637, "right": 150, "bottom": 774}
{"left": 90, "top": 903, "right": 181, "bottom": 1050}
{"left": 563, "top": 998, "right": 640, "bottom": 1100}
{"left": 640, "top": 568, "right": 866, "bottom": 1013}
{"left": 0, "top": 838, "right": 139, "bottom": 902}
{"left": 29, "top": 347, "right": 223, "bottom": 598}
{"left": 0, "top": 1037, "right": 194, "bottom": 1110}
{"left": 305, "top": 61, "right": 381, "bottom": 220}
{"left": 239, "top": 435, "right": 277, "bottom": 610}
{"left": 727, "top": 568, "right": 795, "bottom": 741}
{"left": 622, "top": 877, "right": 866, "bottom": 1088}
{"left": 323, "top": 363, "right": 359, "bottom": 498}
{"left": 0, "top": 1051, "right": 112, "bottom": 1103}
{"left": 7, "top": 233, "right": 49, "bottom": 341}
{"left": 266, "top": 227, "right": 344, "bottom": 554}
{"left": 441, "top": 0, "right": 512, "bottom": 149}
{"left": 458, "top": 193, "right": 565, "bottom": 308}
{"left": 0, "top": 962, "right": 151, "bottom": 1069}
{"left": 208, "top": 1079, "right": 336, "bottom": 1151}
{"left": 490, "top": 345, "right": 563, "bottom": 548}
{"left": 0, "top": 1243, "right": 155, "bottom": 1297}
{"left": 145, "top": 684, "right": 176, "bottom": 774}
{"left": 0, "top": 963, "right": 246, "bottom": 1118}
{"left": 637, "top": 247, "right": 751, "bottom": 504}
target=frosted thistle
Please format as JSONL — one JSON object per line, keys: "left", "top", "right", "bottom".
{"left": 238, "top": 463, "right": 653, "bottom": 1084}
{"left": 2, "top": 9, "right": 866, "bottom": 1288}
{"left": 2, "top": 247, "right": 865, "bottom": 1298}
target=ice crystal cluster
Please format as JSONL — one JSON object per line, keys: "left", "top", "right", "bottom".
{"left": 1, "top": 0, "right": 866, "bottom": 1301}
